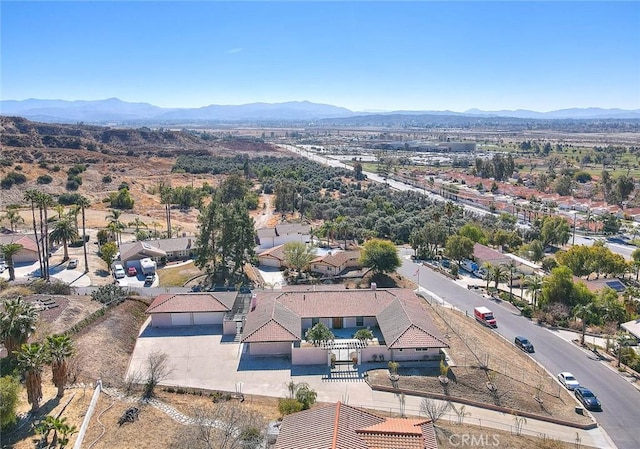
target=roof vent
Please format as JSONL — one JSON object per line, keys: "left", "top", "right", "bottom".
{"left": 371, "top": 282, "right": 377, "bottom": 291}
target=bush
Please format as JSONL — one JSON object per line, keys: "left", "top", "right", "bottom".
{"left": 58, "top": 193, "right": 82, "bottom": 205}
{"left": 91, "top": 284, "right": 127, "bottom": 305}
{"left": 278, "top": 398, "right": 304, "bottom": 416}
{"left": 30, "top": 279, "right": 71, "bottom": 295}
{"left": 522, "top": 306, "right": 533, "bottom": 318}
{"left": 0, "top": 375, "right": 20, "bottom": 429}
{"left": 1, "top": 171, "right": 27, "bottom": 189}
{"left": 102, "top": 175, "right": 112, "bottom": 183}
{"left": 37, "top": 174, "right": 53, "bottom": 184}
{"left": 66, "top": 179, "right": 80, "bottom": 191}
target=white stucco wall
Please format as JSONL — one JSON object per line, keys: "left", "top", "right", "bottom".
{"left": 361, "top": 347, "right": 391, "bottom": 363}
{"left": 391, "top": 348, "right": 441, "bottom": 361}
{"left": 150, "top": 313, "right": 172, "bottom": 327}
{"left": 249, "top": 342, "right": 292, "bottom": 356}
{"left": 292, "top": 346, "right": 327, "bottom": 365}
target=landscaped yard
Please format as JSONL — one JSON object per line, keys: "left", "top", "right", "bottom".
{"left": 368, "top": 298, "right": 594, "bottom": 427}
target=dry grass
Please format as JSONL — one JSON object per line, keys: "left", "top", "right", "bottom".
{"left": 368, "top": 298, "right": 594, "bottom": 426}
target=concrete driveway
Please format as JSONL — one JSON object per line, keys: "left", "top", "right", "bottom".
{"left": 256, "top": 266, "right": 285, "bottom": 290}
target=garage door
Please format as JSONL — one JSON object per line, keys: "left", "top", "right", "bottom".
{"left": 260, "top": 258, "right": 281, "bottom": 268}
{"left": 193, "top": 312, "right": 222, "bottom": 325}
{"left": 171, "top": 313, "right": 191, "bottom": 326}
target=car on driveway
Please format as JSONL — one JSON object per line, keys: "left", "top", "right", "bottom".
{"left": 144, "top": 274, "right": 155, "bottom": 286}
{"left": 558, "top": 372, "right": 580, "bottom": 390}
{"left": 127, "top": 266, "right": 137, "bottom": 276}
{"left": 67, "top": 259, "right": 78, "bottom": 269}
{"left": 575, "top": 386, "right": 602, "bottom": 411}
{"left": 514, "top": 336, "right": 535, "bottom": 353}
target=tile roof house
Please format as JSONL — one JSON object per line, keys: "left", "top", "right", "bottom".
{"left": 119, "top": 236, "right": 197, "bottom": 263}
{"left": 0, "top": 233, "right": 41, "bottom": 264}
{"left": 258, "top": 244, "right": 287, "bottom": 268}
{"left": 472, "top": 243, "right": 512, "bottom": 267}
{"left": 274, "top": 402, "right": 437, "bottom": 449}
{"left": 310, "top": 250, "right": 361, "bottom": 276}
{"left": 242, "top": 288, "right": 448, "bottom": 363}
{"left": 146, "top": 292, "right": 237, "bottom": 327}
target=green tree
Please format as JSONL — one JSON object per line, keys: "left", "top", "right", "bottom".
{"left": 305, "top": 322, "right": 334, "bottom": 347}
{"left": 50, "top": 218, "right": 79, "bottom": 262}
{"left": 0, "top": 243, "right": 23, "bottom": 281}
{"left": 100, "top": 242, "right": 118, "bottom": 272}
{"left": 75, "top": 196, "right": 91, "bottom": 273}
{"left": 24, "top": 190, "right": 44, "bottom": 279}
{"left": 540, "top": 216, "right": 570, "bottom": 247}
{"left": 354, "top": 328, "right": 374, "bottom": 345}
{"left": 632, "top": 248, "right": 640, "bottom": 280}
{"left": 458, "top": 224, "right": 487, "bottom": 244}
{"left": 283, "top": 242, "right": 316, "bottom": 278}
{"left": 2, "top": 207, "right": 24, "bottom": 232}
{"left": 444, "top": 235, "right": 474, "bottom": 267}
{"left": 573, "top": 302, "right": 598, "bottom": 346}
{"left": 128, "top": 217, "right": 147, "bottom": 234}
{"left": 294, "top": 383, "right": 317, "bottom": 410}
{"left": 35, "top": 192, "right": 55, "bottom": 281}
{"left": 556, "top": 245, "right": 592, "bottom": 278}
{"left": 489, "top": 264, "right": 508, "bottom": 290}
{"left": 46, "top": 334, "right": 74, "bottom": 398}
{"left": 523, "top": 275, "right": 543, "bottom": 310}
{"left": 0, "top": 375, "right": 20, "bottom": 429}
{"left": 359, "top": 238, "right": 400, "bottom": 274}
{"left": 106, "top": 210, "right": 125, "bottom": 245}
{"left": 0, "top": 296, "right": 39, "bottom": 356}
{"left": 541, "top": 266, "right": 574, "bottom": 307}
{"left": 16, "top": 343, "right": 46, "bottom": 412}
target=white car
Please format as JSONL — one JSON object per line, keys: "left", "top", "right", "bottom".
{"left": 557, "top": 372, "right": 580, "bottom": 390}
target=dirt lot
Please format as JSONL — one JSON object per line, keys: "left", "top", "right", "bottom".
{"left": 368, "top": 298, "right": 594, "bottom": 427}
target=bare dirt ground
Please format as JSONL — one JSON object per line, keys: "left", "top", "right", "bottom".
{"left": 368, "top": 299, "right": 594, "bottom": 426}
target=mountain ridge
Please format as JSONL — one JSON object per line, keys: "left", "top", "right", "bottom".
{"left": 1, "top": 98, "right": 638, "bottom": 122}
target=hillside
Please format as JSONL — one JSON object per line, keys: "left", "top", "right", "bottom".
{"left": 0, "top": 117, "right": 286, "bottom": 221}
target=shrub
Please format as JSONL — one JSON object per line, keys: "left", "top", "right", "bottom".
{"left": 52, "top": 165, "right": 61, "bottom": 172}
{"left": 30, "top": 279, "right": 71, "bottom": 295}
{"left": 0, "top": 375, "right": 20, "bottom": 429}
{"left": 278, "top": 398, "right": 304, "bottom": 416}
{"left": 102, "top": 175, "right": 112, "bottom": 183}
{"left": 37, "top": 174, "right": 53, "bottom": 184}
{"left": 66, "top": 179, "right": 80, "bottom": 191}
{"left": 58, "top": 193, "right": 82, "bottom": 205}
{"left": 522, "top": 306, "right": 533, "bottom": 318}
{"left": 91, "top": 284, "right": 127, "bottom": 305}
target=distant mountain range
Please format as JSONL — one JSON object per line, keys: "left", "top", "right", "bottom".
{"left": 1, "top": 98, "right": 638, "bottom": 123}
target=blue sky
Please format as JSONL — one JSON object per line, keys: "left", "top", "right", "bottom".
{"left": 2, "top": 1, "right": 639, "bottom": 112}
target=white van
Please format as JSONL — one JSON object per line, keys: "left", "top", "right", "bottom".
{"left": 114, "top": 264, "right": 125, "bottom": 279}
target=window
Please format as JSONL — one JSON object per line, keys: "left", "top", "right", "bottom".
{"left": 311, "top": 317, "right": 319, "bottom": 326}
{"left": 356, "top": 316, "right": 364, "bottom": 327}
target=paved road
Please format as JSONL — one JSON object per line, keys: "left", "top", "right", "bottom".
{"left": 573, "top": 235, "right": 636, "bottom": 260}
{"left": 398, "top": 249, "right": 640, "bottom": 449}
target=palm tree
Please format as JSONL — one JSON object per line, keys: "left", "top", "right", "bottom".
{"left": 76, "top": 196, "right": 91, "bottom": 273}
{"left": 67, "top": 204, "right": 81, "bottom": 233}
{"left": 128, "top": 217, "right": 147, "bottom": 234}
{"left": 46, "top": 334, "right": 74, "bottom": 398}
{"left": 107, "top": 210, "right": 125, "bottom": 245}
{"left": 24, "top": 189, "right": 44, "bottom": 278}
{"left": 36, "top": 193, "right": 55, "bottom": 280}
{"left": 573, "top": 303, "right": 596, "bottom": 346}
{"left": 150, "top": 221, "right": 162, "bottom": 239}
{"left": 335, "top": 216, "right": 351, "bottom": 250}
{"left": 617, "top": 332, "right": 636, "bottom": 368}
{"left": 490, "top": 264, "right": 508, "bottom": 290}
{"left": 0, "top": 242, "right": 24, "bottom": 281}
{"left": 160, "top": 185, "right": 173, "bottom": 238}
{"left": 16, "top": 342, "right": 46, "bottom": 413}
{"left": 507, "top": 263, "right": 518, "bottom": 301}
{"left": 0, "top": 296, "right": 39, "bottom": 356}
{"left": 3, "top": 207, "right": 24, "bottom": 232}
{"left": 50, "top": 218, "right": 79, "bottom": 262}
{"left": 482, "top": 262, "right": 493, "bottom": 290}
{"left": 523, "top": 275, "right": 544, "bottom": 310}
{"left": 54, "top": 204, "right": 65, "bottom": 220}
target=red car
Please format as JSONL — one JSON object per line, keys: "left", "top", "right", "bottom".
{"left": 127, "top": 266, "right": 137, "bottom": 276}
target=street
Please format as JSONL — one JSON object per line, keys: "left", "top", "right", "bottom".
{"left": 398, "top": 249, "right": 640, "bottom": 449}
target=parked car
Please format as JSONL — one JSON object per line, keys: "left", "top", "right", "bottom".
{"left": 514, "top": 336, "right": 535, "bottom": 353}
{"left": 575, "top": 387, "right": 602, "bottom": 411}
{"left": 114, "top": 264, "right": 126, "bottom": 279}
{"left": 144, "top": 274, "right": 155, "bottom": 286}
{"left": 558, "top": 372, "right": 580, "bottom": 390}
{"left": 127, "top": 266, "right": 137, "bottom": 276}
{"left": 67, "top": 259, "right": 79, "bottom": 269}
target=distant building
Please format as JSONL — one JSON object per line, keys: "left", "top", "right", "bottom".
{"left": 256, "top": 223, "right": 311, "bottom": 250}
{"left": 119, "top": 236, "right": 197, "bottom": 263}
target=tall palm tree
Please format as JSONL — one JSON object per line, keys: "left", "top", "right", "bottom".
{"left": 24, "top": 190, "right": 44, "bottom": 278}
{"left": 523, "top": 274, "right": 544, "bottom": 310}
{"left": 0, "top": 296, "right": 39, "bottom": 356}
{"left": 36, "top": 193, "right": 55, "bottom": 281}
{"left": 482, "top": 262, "right": 493, "bottom": 290}
{"left": 47, "top": 334, "right": 74, "bottom": 398}
{"left": 50, "top": 218, "right": 79, "bottom": 262}
{"left": 490, "top": 264, "right": 509, "bottom": 290}
{"left": 76, "top": 196, "right": 91, "bottom": 273}
{"left": 54, "top": 204, "right": 65, "bottom": 220}
{"left": 160, "top": 186, "right": 173, "bottom": 238}
{"left": 0, "top": 242, "right": 24, "bottom": 281}
{"left": 16, "top": 342, "right": 46, "bottom": 413}
{"left": 67, "top": 204, "right": 81, "bottom": 233}
{"left": 335, "top": 216, "right": 351, "bottom": 250}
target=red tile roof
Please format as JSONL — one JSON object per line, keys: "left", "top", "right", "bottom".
{"left": 145, "top": 292, "right": 236, "bottom": 314}
{"left": 311, "top": 251, "right": 361, "bottom": 267}
{"left": 258, "top": 244, "right": 286, "bottom": 261}
{"left": 274, "top": 403, "right": 437, "bottom": 449}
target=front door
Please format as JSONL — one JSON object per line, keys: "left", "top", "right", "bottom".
{"left": 332, "top": 317, "right": 343, "bottom": 329}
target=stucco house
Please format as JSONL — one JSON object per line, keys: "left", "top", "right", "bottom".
{"left": 119, "top": 236, "right": 197, "bottom": 264}
{"left": 256, "top": 223, "right": 311, "bottom": 250}
{"left": 274, "top": 401, "right": 437, "bottom": 449}
{"left": 257, "top": 244, "right": 287, "bottom": 268}
{"left": 146, "top": 292, "right": 237, "bottom": 327}
{"left": 0, "top": 233, "right": 41, "bottom": 264}
{"left": 472, "top": 243, "right": 512, "bottom": 268}
{"left": 310, "top": 250, "right": 361, "bottom": 276}
{"left": 241, "top": 287, "right": 448, "bottom": 364}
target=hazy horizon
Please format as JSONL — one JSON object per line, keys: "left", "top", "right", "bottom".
{"left": 2, "top": 1, "right": 639, "bottom": 112}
